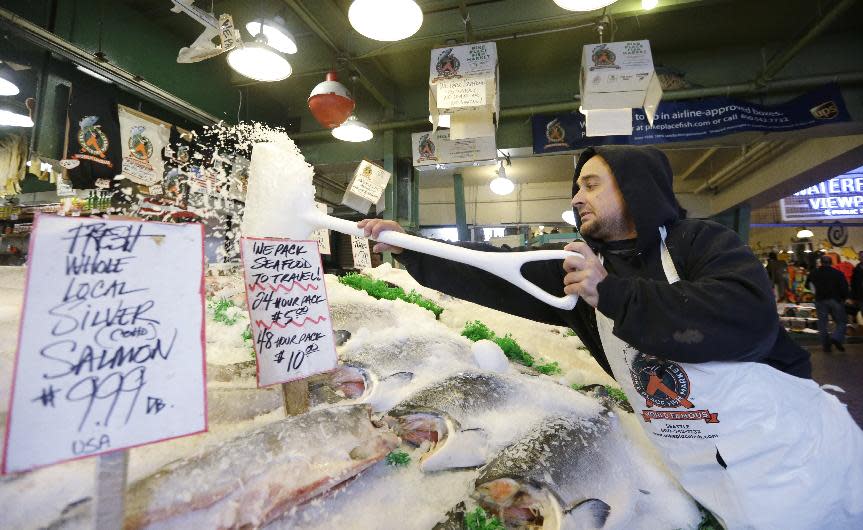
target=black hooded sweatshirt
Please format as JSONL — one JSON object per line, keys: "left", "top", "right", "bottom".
{"left": 395, "top": 145, "right": 811, "bottom": 379}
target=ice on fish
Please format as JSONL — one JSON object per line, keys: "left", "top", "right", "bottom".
{"left": 472, "top": 414, "right": 615, "bottom": 529}
{"left": 207, "top": 387, "right": 283, "bottom": 423}
{"left": 123, "top": 405, "right": 398, "bottom": 529}
{"left": 385, "top": 372, "right": 603, "bottom": 473}
{"left": 316, "top": 326, "right": 477, "bottom": 412}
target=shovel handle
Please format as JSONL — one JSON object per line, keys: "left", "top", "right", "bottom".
{"left": 314, "top": 214, "right": 581, "bottom": 310}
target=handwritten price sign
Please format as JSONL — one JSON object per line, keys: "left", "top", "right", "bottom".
{"left": 2, "top": 216, "right": 206, "bottom": 474}
{"left": 240, "top": 238, "right": 337, "bottom": 387}
{"left": 350, "top": 235, "right": 371, "bottom": 269}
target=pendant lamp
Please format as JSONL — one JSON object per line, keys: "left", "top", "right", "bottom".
{"left": 332, "top": 115, "right": 373, "bottom": 142}
{"left": 797, "top": 228, "right": 814, "bottom": 239}
{"left": 489, "top": 161, "right": 514, "bottom": 195}
{"left": 308, "top": 71, "right": 355, "bottom": 129}
{"left": 246, "top": 17, "right": 297, "bottom": 54}
{"left": 0, "top": 76, "right": 18, "bottom": 96}
{"left": 553, "top": 0, "right": 618, "bottom": 11}
{"left": 227, "top": 34, "right": 292, "bottom": 82}
{"left": 348, "top": 0, "right": 423, "bottom": 41}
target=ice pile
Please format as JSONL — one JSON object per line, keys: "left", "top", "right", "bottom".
{"left": 240, "top": 130, "right": 318, "bottom": 240}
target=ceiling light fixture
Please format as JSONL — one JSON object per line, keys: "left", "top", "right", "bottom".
{"left": 348, "top": 0, "right": 423, "bottom": 41}
{"left": 226, "top": 34, "right": 292, "bottom": 82}
{"left": 0, "top": 74, "right": 19, "bottom": 96}
{"left": 0, "top": 108, "right": 33, "bottom": 127}
{"left": 562, "top": 210, "right": 577, "bottom": 225}
{"left": 490, "top": 161, "right": 514, "bottom": 195}
{"left": 642, "top": 0, "right": 659, "bottom": 9}
{"left": 246, "top": 17, "right": 297, "bottom": 54}
{"left": 553, "top": 0, "right": 619, "bottom": 12}
{"left": 76, "top": 65, "right": 112, "bottom": 83}
{"left": 797, "top": 228, "right": 814, "bottom": 239}
{"left": 332, "top": 115, "right": 373, "bottom": 142}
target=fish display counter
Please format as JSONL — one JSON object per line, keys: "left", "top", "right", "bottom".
{"left": 0, "top": 264, "right": 706, "bottom": 529}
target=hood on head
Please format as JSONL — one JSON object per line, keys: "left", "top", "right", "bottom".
{"left": 572, "top": 145, "right": 682, "bottom": 253}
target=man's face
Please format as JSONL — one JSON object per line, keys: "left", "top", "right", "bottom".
{"left": 572, "top": 155, "right": 637, "bottom": 241}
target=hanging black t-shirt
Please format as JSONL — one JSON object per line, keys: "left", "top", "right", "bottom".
{"left": 65, "top": 83, "right": 122, "bottom": 189}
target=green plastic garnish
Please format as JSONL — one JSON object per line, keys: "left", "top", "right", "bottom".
{"left": 461, "top": 321, "right": 561, "bottom": 374}
{"left": 465, "top": 507, "right": 505, "bottom": 530}
{"left": 571, "top": 383, "right": 630, "bottom": 408}
{"left": 209, "top": 298, "right": 240, "bottom": 325}
{"left": 564, "top": 328, "right": 578, "bottom": 337}
{"left": 339, "top": 273, "right": 443, "bottom": 318}
{"left": 385, "top": 450, "right": 411, "bottom": 467}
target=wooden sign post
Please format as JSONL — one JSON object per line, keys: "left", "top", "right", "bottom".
{"left": 240, "top": 238, "right": 338, "bottom": 415}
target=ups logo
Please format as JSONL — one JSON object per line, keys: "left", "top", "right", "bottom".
{"left": 810, "top": 101, "right": 839, "bottom": 120}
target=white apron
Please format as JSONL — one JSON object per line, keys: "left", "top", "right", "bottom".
{"left": 595, "top": 227, "right": 863, "bottom": 529}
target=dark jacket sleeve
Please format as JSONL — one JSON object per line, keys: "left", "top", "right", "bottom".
{"left": 852, "top": 267, "right": 863, "bottom": 300}
{"left": 394, "top": 241, "right": 567, "bottom": 327}
{"left": 595, "top": 221, "right": 779, "bottom": 363}
{"left": 839, "top": 271, "right": 850, "bottom": 300}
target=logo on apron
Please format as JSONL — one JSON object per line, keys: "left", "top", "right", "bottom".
{"left": 630, "top": 353, "right": 720, "bottom": 423}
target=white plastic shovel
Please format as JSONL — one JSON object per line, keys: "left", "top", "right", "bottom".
{"left": 241, "top": 139, "right": 580, "bottom": 310}
{"left": 306, "top": 210, "right": 581, "bottom": 310}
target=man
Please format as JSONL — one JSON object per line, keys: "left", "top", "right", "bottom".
{"left": 851, "top": 250, "right": 863, "bottom": 321}
{"left": 360, "top": 145, "right": 862, "bottom": 529}
{"left": 766, "top": 251, "right": 788, "bottom": 302}
{"left": 806, "top": 254, "right": 849, "bottom": 352}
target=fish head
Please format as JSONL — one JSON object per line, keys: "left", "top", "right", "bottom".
{"left": 472, "top": 479, "right": 556, "bottom": 529}
{"left": 330, "top": 364, "right": 372, "bottom": 399}
{"left": 385, "top": 411, "right": 448, "bottom": 447}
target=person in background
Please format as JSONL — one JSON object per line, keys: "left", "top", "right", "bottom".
{"left": 806, "top": 254, "right": 849, "bottom": 352}
{"left": 850, "top": 250, "right": 863, "bottom": 324}
{"left": 360, "top": 145, "right": 863, "bottom": 529}
{"left": 832, "top": 254, "right": 854, "bottom": 285}
{"left": 766, "top": 251, "right": 788, "bottom": 302}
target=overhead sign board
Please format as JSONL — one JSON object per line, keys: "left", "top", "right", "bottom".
{"left": 781, "top": 165, "right": 863, "bottom": 222}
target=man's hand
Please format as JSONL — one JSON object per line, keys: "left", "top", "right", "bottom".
{"left": 562, "top": 241, "right": 607, "bottom": 308}
{"left": 357, "top": 219, "right": 406, "bottom": 254}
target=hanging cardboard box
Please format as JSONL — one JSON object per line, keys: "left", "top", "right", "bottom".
{"left": 429, "top": 42, "right": 499, "bottom": 140}
{"left": 411, "top": 129, "right": 497, "bottom": 170}
{"left": 579, "top": 40, "right": 663, "bottom": 136}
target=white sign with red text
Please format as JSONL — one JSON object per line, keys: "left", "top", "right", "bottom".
{"left": 240, "top": 238, "right": 337, "bottom": 387}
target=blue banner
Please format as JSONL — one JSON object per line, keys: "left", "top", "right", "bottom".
{"left": 532, "top": 83, "right": 850, "bottom": 154}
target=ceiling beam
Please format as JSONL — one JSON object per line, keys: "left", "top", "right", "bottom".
{"left": 755, "top": 0, "right": 858, "bottom": 87}
{"left": 354, "top": 0, "right": 730, "bottom": 60}
{"left": 280, "top": 0, "right": 395, "bottom": 109}
{"left": 678, "top": 147, "right": 719, "bottom": 181}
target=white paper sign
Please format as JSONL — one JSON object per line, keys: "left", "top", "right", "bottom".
{"left": 240, "top": 238, "right": 337, "bottom": 387}
{"left": 350, "top": 236, "right": 371, "bottom": 269}
{"left": 437, "top": 78, "right": 488, "bottom": 109}
{"left": 3, "top": 215, "right": 206, "bottom": 474}
{"left": 348, "top": 161, "right": 391, "bottom": 204}
{"left": 310, "top": 202, "right": 331, "bottom": 255}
